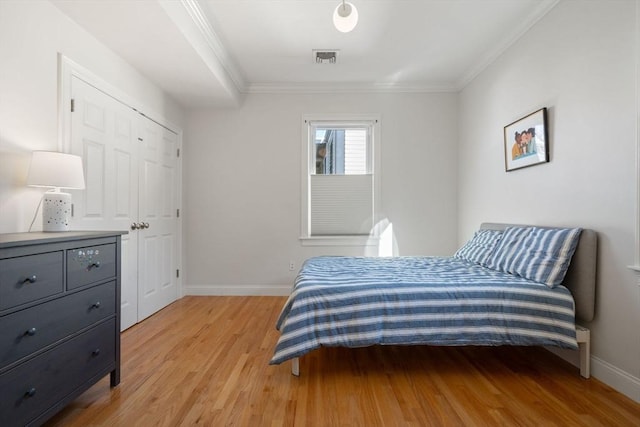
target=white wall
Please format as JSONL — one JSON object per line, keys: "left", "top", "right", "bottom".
{"left": 0, "top": 0, "right": 184, "bottom": 233}
{"left": 458, "top": 0, "right": 640, "bottom": 400}
{"left": 184, "top": 92, "right": 458, "bottom": 294}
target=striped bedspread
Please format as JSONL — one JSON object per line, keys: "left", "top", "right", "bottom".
{"left": 270, "top": 256, "right": 577, "bottom": 365}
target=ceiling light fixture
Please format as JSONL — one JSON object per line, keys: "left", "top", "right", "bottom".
{"left": 333, "top": 1, "right": 358, "bottom": 33}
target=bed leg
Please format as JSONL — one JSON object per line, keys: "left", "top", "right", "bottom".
{"left": 576, "top": 325, "right": 591, "bottom": 379}
{"left": 291, "top": 357, "right": 300, "bottom": 376}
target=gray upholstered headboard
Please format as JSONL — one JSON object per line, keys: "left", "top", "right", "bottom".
{"left": 479, "top": 223, "right": 597, "bottom": 324}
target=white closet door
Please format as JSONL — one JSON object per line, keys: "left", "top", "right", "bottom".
{"left": 137, "top": 118, "right": 178, "bottom": 321}
{"left": 69, "top": 76, "right": 180, "bottom": 329}
{"left": 69, "top": 76, "right": 140, "bottom": 330}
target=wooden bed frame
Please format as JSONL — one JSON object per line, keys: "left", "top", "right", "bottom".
{"left": 290, "top": 223, "right": 597, "bottom": 379}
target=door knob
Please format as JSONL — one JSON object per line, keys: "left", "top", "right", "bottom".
{"left": 130, "top": 222, "right": 149, "bottom": 230}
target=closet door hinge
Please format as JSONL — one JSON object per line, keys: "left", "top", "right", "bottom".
{"left": 70, "top": 99, "right": 75, "bottom": 112}
{"left": 176, "top": 208, "right": 180, "bottom": 218}
{"left": 177, "top": 148, "right": 180, "bottom": 157}
{"left": 176, "top": 269, "right": 180, "bottom": 278}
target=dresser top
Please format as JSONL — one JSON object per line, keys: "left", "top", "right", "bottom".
{"left": 0, "top": 231, "right": 127, "bottom": 249}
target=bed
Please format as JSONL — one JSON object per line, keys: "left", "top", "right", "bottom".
{"left": 270, "top": 223, "right": 597, "bottom": 378}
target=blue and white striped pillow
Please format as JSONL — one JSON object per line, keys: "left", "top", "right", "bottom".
{"left": 485, "top": 226, "right": 532, "bottom": 273}
{"left": 513, "top": 227, "right": 582, "bottom": 288}
{"left": 454, "top": 229, "right": 503, "bottom": 266}
{"left": 486, "top": 226, "right": 582, "bottom": 288}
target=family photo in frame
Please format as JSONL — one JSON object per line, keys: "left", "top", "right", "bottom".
{"left": 503, "top": 108, "right": 549, "bottom": 171}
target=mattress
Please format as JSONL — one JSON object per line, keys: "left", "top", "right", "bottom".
{"left": 270, "top": 256, "right": 577, "bottom": 365}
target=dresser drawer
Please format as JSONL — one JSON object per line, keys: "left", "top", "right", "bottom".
{"left": 67, "top": 243, "right": 116, "bottom": 290}
{"left": 0, "top": 318, "right": 116, "bottom": 427}
{"left": 0, "top": 281, "right": 116, "bottom": 368}
{"left": 0, "top": 251, "right": 64, "bottom": 311}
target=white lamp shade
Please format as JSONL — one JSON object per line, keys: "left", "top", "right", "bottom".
{"left": 27, "top": 151, "right": 85, "bottom": 190}
{"left": 333, "top": 1, "right": 358, "bottom": 33}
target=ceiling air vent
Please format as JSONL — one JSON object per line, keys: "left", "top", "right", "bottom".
{"left": 313, "top": 50, "right": 339, "bottom": 64}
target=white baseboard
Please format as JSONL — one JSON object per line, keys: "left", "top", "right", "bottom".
{"left": 184, "top": 284, "right": 291, "bottom": 296}
{"left": 547, "top": 347, "right": 640, "bottom": 403}
{"left": 591, "top": 355, "right": 640, "bottom": 402}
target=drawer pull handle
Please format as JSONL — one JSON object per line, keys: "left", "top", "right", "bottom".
{"left": 92, "top": 348, "right": 101, "bottom": 357}
{"left": 25, "top": 327, "right": 37, "bottom": 336}
{"left": 25, "top": 388, "right": 36, "bottom": 398}
{"left": 88, "top": 261, "right": 101, "bottom": 270}
{"left": 22, "top": 275, "right": 37, "bottom": 284}
{"left": 92, "top": 301, "right": 101, "bottom": 309}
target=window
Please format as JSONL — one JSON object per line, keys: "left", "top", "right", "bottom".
{"left": 301, "top": 115, "right": 380, "bottom": 245}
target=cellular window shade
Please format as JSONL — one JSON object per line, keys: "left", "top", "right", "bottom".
{"left": 310, "top": 174, "right": 373, "bottom": 235}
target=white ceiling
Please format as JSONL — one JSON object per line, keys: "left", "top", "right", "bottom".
{"left": 51, "top": 0, "right": 559, "bottom": 109}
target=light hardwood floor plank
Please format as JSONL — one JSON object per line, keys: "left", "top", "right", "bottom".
{"left": 44, "top": 296, "right": 640, "bottom": 426}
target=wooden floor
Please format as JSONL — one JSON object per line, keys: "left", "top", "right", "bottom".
{"left": 45, "top": 296, "right": 640, "bottom": 426}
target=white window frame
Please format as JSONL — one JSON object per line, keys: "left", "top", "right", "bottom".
{"left": 300, "top": 114, "right": 381, "bottom": 246}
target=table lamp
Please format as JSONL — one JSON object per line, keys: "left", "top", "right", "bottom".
{"left": 26, "top": 151, "right": 85, "bottom": 232}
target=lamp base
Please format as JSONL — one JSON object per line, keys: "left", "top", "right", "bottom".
{"left": 42, "top": 191, "right": 72, "bottom": 232}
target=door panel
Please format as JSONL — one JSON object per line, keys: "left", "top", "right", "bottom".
{"left": 83, "top": 141, "right": 106, "bottom": 217}
{"left": 119, "top": 234, "right": 136, "bottom": 330}
{"left": 137, "top": 119, "right": 178, "bottom": 321}
{"left": 69, "top": 76, "right": 139, "bottom": 331}
{"left": 114, "top": 150, "right": 132, "bottom": 218}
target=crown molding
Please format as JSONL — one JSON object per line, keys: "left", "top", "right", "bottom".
{"left": 179, "top": 0, "right": 247, "bottom": 91}
{"left": 455, "top": 0, "right": 560, "bottom": 90}
{"left": 245, "top": 81, "right": 459, "bottom": 95}
{"left": 158, "top": 0, "right": 246, "bottom": 105}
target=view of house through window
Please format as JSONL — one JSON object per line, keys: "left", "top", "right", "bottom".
{"left": 314, "top": 128, "right": 368, "bottom": 175}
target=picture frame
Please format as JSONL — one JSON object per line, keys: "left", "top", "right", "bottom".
{"left": 503, "top": 107, "right": 549, "bottom": 172}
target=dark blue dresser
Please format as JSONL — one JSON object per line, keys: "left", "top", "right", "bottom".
{"left": 0, "top": 231, "right": 123, "bottom": 426}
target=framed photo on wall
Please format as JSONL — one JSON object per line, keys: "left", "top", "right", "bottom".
{"left": 503, "top": 107, "right": 549, "bottom": 172}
